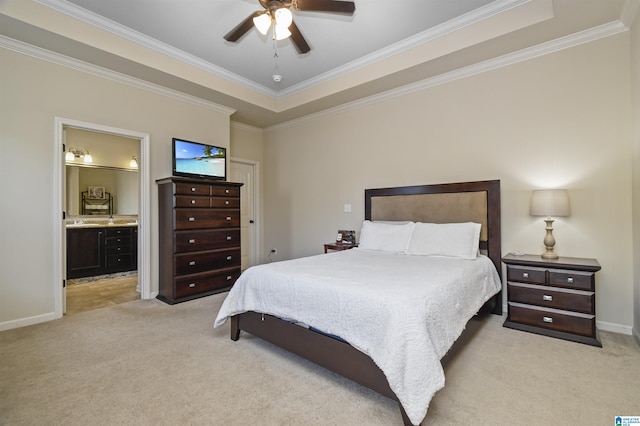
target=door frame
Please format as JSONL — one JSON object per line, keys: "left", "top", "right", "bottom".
{"left": 53, "top": 117, "right": 151, "bottom": 318}
{"left": 231, "top": 157, "right": 260, "bottom": 269}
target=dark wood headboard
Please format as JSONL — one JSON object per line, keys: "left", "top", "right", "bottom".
{"left": 364, "top": 180, "right": 502, "bottom": 315}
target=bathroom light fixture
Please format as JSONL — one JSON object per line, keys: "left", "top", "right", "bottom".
{"left": 66, "top": 147, "right": 92, "bottom": 163}
{"left": 530, "top": 189, "right": 570, "bottom": 259}
{"left": 130, "top": 156, "right": 138, "bottom": 168}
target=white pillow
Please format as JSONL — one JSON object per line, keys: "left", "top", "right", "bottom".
{"left": 358, "top": 220, "right": 415, "bottom": 253}
{"left": 407, "top": 222, "right": 481, "bottom": 259}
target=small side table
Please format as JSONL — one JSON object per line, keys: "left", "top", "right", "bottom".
{"left": 324, "top": 243, "right": 358, "bottom": 253}
{"left": 502, "top": 253, "right": 601, "bottom": 347}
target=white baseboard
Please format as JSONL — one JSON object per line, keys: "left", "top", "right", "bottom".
{"left": 0, "top": 312, "right": 56, "bottom": 332}
{"left": 596, "top": 320, "right": 633, "bottom": 335}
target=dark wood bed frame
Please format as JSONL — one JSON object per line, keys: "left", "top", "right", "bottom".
{"left": 229, "top": 180, "right": 502, "bottom": 425}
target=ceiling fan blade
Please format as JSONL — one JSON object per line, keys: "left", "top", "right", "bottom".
{"left": 289, "top": 21, "right": 310, "bottom": 54}
{"left": 224, "top": 11, "right": 262, "bottom": 42}
{"left": 294, "top": 0, "right": 355, "bottom": 14}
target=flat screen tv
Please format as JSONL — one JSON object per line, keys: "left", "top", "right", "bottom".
{"left": 172, "top": 138, "right": 226, "bottom": 181}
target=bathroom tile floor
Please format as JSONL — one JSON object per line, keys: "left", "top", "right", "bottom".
{"left": 66, "top": 273, "right": 139, "bottom": 315}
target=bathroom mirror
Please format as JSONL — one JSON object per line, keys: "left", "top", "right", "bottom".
{"left": 65, "top": 127, "right": 139, "bottom": 217}
{"left": 66, "top": 165, "right": 138, "bottom": 216}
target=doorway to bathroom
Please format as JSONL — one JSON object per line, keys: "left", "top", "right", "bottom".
{"left": 54, "top": 117, "right": 151, "bottom": 318}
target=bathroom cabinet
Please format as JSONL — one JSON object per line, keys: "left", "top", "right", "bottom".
{"left": 67, "top": 227, "right": 103, "bottom": 278}
{"left": 67, "top": 225, "right": 137, "bottom": 279}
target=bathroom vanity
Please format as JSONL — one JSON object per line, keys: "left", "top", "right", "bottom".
{"left": 66, "top": 222, "right": 137, "bottom": 279}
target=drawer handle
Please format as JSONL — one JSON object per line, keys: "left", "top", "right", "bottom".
{"left": 189, "top": 261, "right": 196, "bottom": 266}
{"left": 191, "top": 199, "right": 196, "bottom": 204}
{"left": 226, "top": 256, "right": 232, "bottom": 261}
{"left": 522, "top": 272, "right": 529, "bottom": 278}
{"left": 226, "top": 236, "right": 232, "bottom": 241}
{"left": 543, "top": 295, "right": 553, "bottom": 301}
{"left": 190, "top": 187, "right": 196, "bottom": 192}
{"left": 226, "top": 216, "right": 232, "bottom": 221}
{"left": 188, "top": 283, "right": 196, "bottom": 288}
{"left": 188, "top": 217, "right": 195, "bottom": 222}
{"left": 226, "top": 275, "right": 232, "bottom": 280}
{"left": 543, "top": 316, "right": 553, "bottom": 323}
{"left": 567, "top": 277, "right": 574, "bottom": 283}
{"left": 188, "top": 239, "right": 196, "bottom": 244}
{"left": 225, "top": 200, "right": 229, "bottom": 205}
{"left": 225, "top": 189, "right": 230, "bottom": 194}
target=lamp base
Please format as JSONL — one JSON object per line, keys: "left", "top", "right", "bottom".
{"left": 541, "top": 218, "right": 559, "bottom": 260}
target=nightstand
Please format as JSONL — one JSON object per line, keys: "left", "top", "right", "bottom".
{"left": 324, "top": 243, "right": 358, "bottom": 253}
{"left": 502, "top": 253, "right": 601, "bottom": 347}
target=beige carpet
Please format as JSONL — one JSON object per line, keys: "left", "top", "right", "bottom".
{"left": 0, "top": 293, "right": 638, "bottom": 426}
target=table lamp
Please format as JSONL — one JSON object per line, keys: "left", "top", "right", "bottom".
{"left": 530, "top": 189, "right": 570, "bottom": 259}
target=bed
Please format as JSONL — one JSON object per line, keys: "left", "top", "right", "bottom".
{"left": 214, "top": 180, "right": 502, "bottom": 425}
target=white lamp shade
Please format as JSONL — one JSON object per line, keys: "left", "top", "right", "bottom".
{"left": 274, "top": 24, "right": 291, "bottom": 40}
{"left": 83, "top": 153, "right": 93, "bottom": 163}
{"left": 253, "top": 13, "right": 271, "bottom": 35}
{"left": 530, "top": 189, "right": 570, "bottom": 217}
{"left": 275, "top": 8, "right": 292, "bottom": 28}
{"left": 65, "top": 151, "right": 75, "bottom": 161}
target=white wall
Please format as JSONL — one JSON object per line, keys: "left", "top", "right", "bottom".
{"left": 0, "top": 45, "right": 232, "bottom": 328}
{"left": 263, "top": 34, "right": 634, "bottom": 331}
{"left": 631, "top": 5, "right": 640, "bottom": 343}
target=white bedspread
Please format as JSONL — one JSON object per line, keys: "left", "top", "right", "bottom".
{"left": 214, "top": 249, "right": 501, "bottom": 425}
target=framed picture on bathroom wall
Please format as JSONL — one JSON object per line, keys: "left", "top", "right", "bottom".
{"left": 88, "top": 186, "right": 105, "bottom": 199}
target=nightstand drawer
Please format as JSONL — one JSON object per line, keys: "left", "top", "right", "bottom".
{"left": 508, "top": 303, "right": 595, "bottom": 337}
{"left": 508, "top": 282, "right": 594, "bottom": 314}
{"left": 506, "top": 265, "right": 546, "bottom": 284}
{"left": 548, "top": 269, "right": 594, "bottom": 291}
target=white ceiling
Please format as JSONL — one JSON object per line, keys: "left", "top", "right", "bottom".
{"left": 0, "top": 0, "right": 634, "bottom": 127}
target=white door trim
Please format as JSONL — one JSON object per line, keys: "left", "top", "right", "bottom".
{"left": 231, "top": 157, "right": 260, "bottom": 268}
{"left": 53, "top": 117, "right": 151, "bottom": 319}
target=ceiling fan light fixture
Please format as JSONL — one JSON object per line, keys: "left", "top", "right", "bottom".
{"left": 253, "top": 13, "right": 272, "bottom": 35}
{"left": 274, "top": 23, "right": 291, "bottom": 40}
{"left": 274, "top": 7, "right": 292, "bottom": 28}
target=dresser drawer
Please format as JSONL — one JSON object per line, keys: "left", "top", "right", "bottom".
{"left": 175, "top": 195, "right": 211, "bottom": 208}
{"left": 548, "top": 269, "right": 594, "bottom": 291}
{"left": 174, "top": 268, "right": 241, "bottom": 298}
{"left": 507, "top": 282, "right": 594, "bottom": 314}
{"left": 175, "top": 182, "right": 210, "bottom": 196}
{"left": 174, "top": 229, "right": 240, "bottom": 252}
{"left": 508, "top": 302, "right": 595, "bottom": 337}
{"left": 211, "top": 197, "right": 240, "bottom": 208}
{"left": 211, "top": 186, "right": 240, "bottom": 197}
{"left": 175, "top": 209, "right": 240, "bottom": 230}
{"left": 506, "top": 265, "right": 546, "bottom": 284}
{"left": 174, "top": 249, "right": 241, "bottom": 275}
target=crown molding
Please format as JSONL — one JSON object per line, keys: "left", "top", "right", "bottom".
{"left": 265, "top": 19, "right": 628, "bottom": 132}
{"left": 0, "top": 35, "right": 236, "bottom": 116}
{"left": 275, "top": 0, "right": 532, "bottom": 98}
{"left": 35, "top": 0, "right": 530, "bottom": 100}
{"left": 231, "top": 121, "right": 264, "bottom": 134}
{"left": 34, "top": 0, "right": 279, "bottom": 97}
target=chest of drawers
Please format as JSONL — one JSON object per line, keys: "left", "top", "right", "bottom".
{"left": 502, "top": 253, "right": 601, "bottom": 347}
{"left": 157, "top": 177, "right": 243, "bottom": 304}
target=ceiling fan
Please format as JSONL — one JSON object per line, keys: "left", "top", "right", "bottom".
{"left": 224, "top": 0, "right": 356, "bottom": 54}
